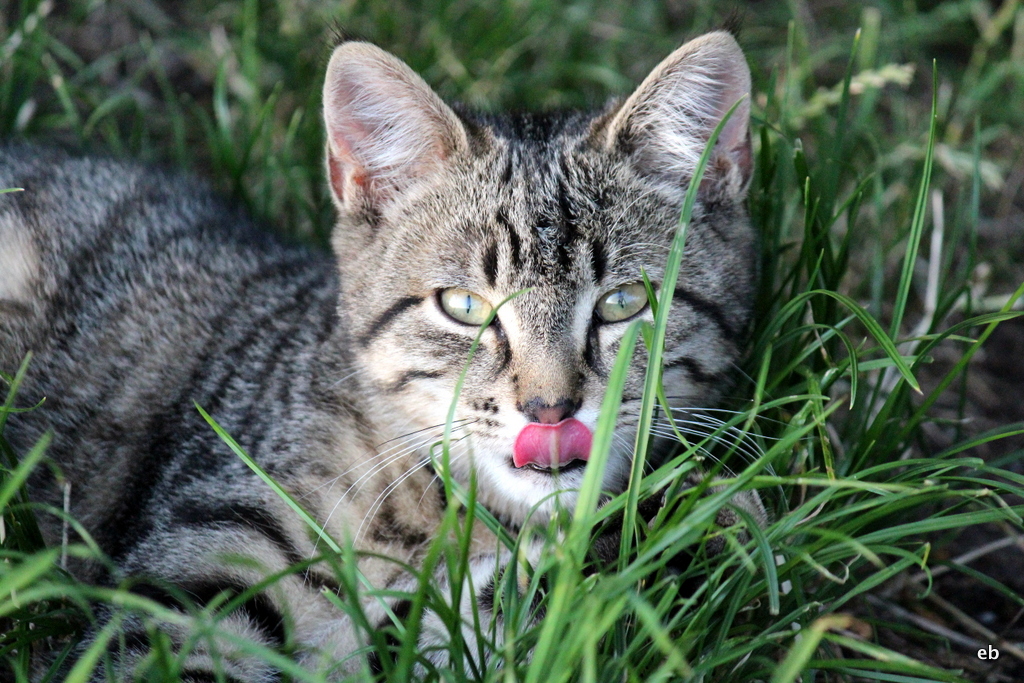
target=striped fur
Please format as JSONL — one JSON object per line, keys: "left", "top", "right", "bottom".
{"left": 1, "top": 31, "right": 762, "bottom": 679}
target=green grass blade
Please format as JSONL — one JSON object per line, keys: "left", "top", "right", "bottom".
{"left": 624, "top": 96, "right": 749, "bottom": 559}
{"left": 0, "top": 354, "right": 33, "bottom": 440}
{"left": 441, "top": 289, "right": 530, "bottom": 466}
{"left": 196, "top": 403, "right": 343, "bottom": 554}
{"left": 771, "top": 614, "right": 855, "bottom": 683}
{"left": 62, "top": 614, "right": 123, "bottom": 683}
{"left": 889, "top": 61, "right": 938, "bottom": 340}
{"left": 572, "top": 320, "right": 641, "bottom": 529}
{"left": 0, "top": 432, "right": 50, "bottom": 512}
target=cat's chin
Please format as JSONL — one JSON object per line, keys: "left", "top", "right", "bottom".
{"left": 465, "top": 450, "right": 633, "bottom": 527}
{"left": 505, "top": 458, "right": 590, "bottom": 497}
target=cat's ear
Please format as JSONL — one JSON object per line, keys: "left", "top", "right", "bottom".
{"left": 322, "top": 42, "right": 468, "bottom": 217}
{"left": 597, "top": 31, "right": 752, "bottom": 196}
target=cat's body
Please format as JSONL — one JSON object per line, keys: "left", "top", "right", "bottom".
{"left": 0, "top": 145, "right": 455, "bottom": 673}
{"left": 1, "top": 32, "right": 762, "bottom": 680}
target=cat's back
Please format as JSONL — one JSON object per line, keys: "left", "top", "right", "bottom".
{"left": 0, "top": 143, "right": 328, "bottom": 334}
{"left": 1, "top": 143, "right": 338, "bottom": 376}
{"left": 0, "top": 145, "right": 341, "bottom": 556}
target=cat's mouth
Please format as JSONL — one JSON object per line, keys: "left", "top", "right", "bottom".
{"left": 516, "top": 458, "right": 588, "bottom": 475}
{"left": 511, "top": 418, "right": 593, "bottom": 474}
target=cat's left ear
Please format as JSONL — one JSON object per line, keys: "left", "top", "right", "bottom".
{"left": 322, "top": 42, "right": 469, "bottom": 220}
{"left": 596, "top": 31, "right": 752, "bottom": 198}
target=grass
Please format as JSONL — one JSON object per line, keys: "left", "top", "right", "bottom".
{"left": 3, "top": 0, "right": 1024, "bottom": 681}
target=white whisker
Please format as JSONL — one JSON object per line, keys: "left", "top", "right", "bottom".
{"left": 328, "top": 367, "right": 364, "bottom": 389}
{"left": 297, "top": 420, "right": 461, "bottom": 501}
{"left": 356, "top": 445, "right": 469, "bottom": 545}
{"left": 312, "top": 426, "right": 470, "bottom": 556}
{"left": 651, "top": 421, "right": 763, "bottom": 462}
{"left": 375, "top": 418, "right": 473, "bottom": 449}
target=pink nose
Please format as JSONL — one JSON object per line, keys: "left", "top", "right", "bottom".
{"left": 521, "top": 397, "right": 577, "bottom": 425}
{"left": 534, "top": 405, "right": 568, "bottom": 424}
{"left": 512, "top": 418, "right": 593, "bottom": 470}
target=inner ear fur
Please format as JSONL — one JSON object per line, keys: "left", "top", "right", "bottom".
{"left": 322, "top": 42, "right": 469, "bottom": 218}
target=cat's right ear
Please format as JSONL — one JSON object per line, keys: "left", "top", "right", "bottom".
{"left": 322, "top": 42, "right": 468, "bottom": 220}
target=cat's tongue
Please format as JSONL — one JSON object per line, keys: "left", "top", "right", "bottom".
{"left": 513, "top": 418, "right": 593, "bottom": 470}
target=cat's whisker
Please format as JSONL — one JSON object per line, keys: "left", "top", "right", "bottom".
{"left": 685, "top": 419, "right": 774, "bottom": 461}
{"left": 611, "top": 432, "right": 634, "bottom": 456}
{"left": 343, "top": 428, "right": 467, "bottom": 502}
{"left": 658, "top": 413, "right": 782, "bottom": 476}
{"left": 651, "top": 428, "right": 724, "bottom": 454}
{"left": 672, "top": 417, "right": 766, "bottom": 455}
{"left": 665, "top": 404, "right": 761, "bottom": 419}
{"left": 679, "top": 429, "right": 761, "bottom": 464}
{"left": 727, "top": 361, "right": 774, "bottom": 397}
{"left": 355, "top": 443, "right": 470, "bottom": 545}
{"left": 297, "top": 445, "right": 414, "bottom": 500}
{"left": 663, "top": 408, "right": 779, "bottom": 446}
{"left": 298, "top": 423, "right": 453, "bottom": 501}
{"left": 375, "top": 418, "right": 474, "bottom": 449}
{"left": 355, "top": 462, "right": 432, "bottom": 545}
{"left": 311, "top": 442, "right": 429, "bottom": 557}
{"left": 417, "top": 471, "right": 444, "bottom": 508}
{"left": 651, "top": 419, "right": 778, "bottom": 479}
{"left": 663, "top": 402, "right": 791, "bottom": 427}
{"left": 647, "top": 428, "right": 720, "bottom": 464}
{"left": 343, "top": 420, "right": 473, "bottom": 480}
{"left": 313, "top": 428, "right": 469, "bottom": 556}
{"left": 650, "top": 422, "right": 762, "bottom": 464}
{"left": 328, "top": 366, "right": 365, "bottom": 389}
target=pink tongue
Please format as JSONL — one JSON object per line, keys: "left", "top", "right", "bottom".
{"left": 513, "top": 418, "right": 593, "bottom": 469}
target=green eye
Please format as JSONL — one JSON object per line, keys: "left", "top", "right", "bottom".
{"left": 439, "top": 288, "right": 493, "bottom": 326}
{"left": 596, "top": 282, "right": 648, "bottom": 322}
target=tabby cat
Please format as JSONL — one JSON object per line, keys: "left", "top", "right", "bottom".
{"left": 0, "top": 30, "right": 763, "bottom": 680}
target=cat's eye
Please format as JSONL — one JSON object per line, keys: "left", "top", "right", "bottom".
{"left": 596, "top": 282, "right": 649, "bottom": 322}
{"left": 439, "top": 288, "right": 494, "bottom": 326}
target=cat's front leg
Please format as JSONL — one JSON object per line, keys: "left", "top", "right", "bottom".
{"left": 364, "top": 483, "right": 766, "bottom": 674}
{"left": 363, "top": 539, "right": 546, "bottom": 675}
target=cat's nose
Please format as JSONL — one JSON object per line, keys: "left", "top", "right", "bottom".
{"left": 521, "top": 397, "right": 579, "bottom": 424}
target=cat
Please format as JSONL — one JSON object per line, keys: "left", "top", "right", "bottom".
{"left": 0, "top": 30, "right": 764, "bottom": 681}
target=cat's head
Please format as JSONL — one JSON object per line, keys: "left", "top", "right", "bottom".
{"left": 322, "top": 32, "right": 756, "bottom": 524}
